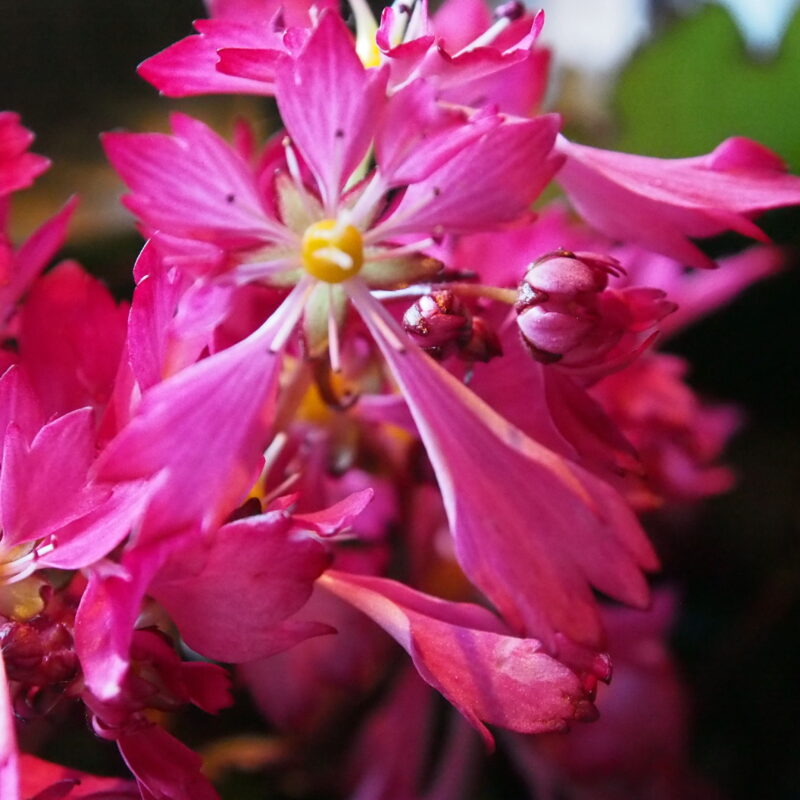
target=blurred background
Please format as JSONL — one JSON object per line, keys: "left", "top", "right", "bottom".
{"left": 2, "top": 1, "right": 800, "bottom": 797}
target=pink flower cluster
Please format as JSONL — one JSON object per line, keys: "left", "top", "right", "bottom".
{"left": 1, "top": 1, "right": 798, "bottom": 797}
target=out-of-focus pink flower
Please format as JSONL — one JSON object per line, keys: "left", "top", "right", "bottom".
{"left": 556, "top": 135, "right": 800, "bottom": 268}
{"left": 591, "top": 354, "right": 741, "bottom": 504}
{"left": 511, "top": 593, "right": 722, "bottom": 800}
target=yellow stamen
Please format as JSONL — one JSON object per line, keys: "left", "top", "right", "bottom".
{"left": 301, "top": 219, "right": 364, "bottom": 284}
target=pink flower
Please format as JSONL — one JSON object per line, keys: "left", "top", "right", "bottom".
{"left": 591, "top": 354, "right": 741, "bottom": 504}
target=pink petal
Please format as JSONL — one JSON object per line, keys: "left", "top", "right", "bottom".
{"left": 657, "top": 245, "right": 784, "bottom": 337}
{"left": 37, "top": 482, "right": 153, "bottom": 570}
{"left": 138, "top": 18, "right": 283, "bottom": 97}
{"left": 103, "top": 114, "right": 282, "bottom": 248}
{"left": 0, "top": 196, "right": 78, "bottom": 325}
{"left": 18, "top": 261, "right": 128, "bottom": 419}
{"left": 0, "top": 655, "right": 19, "bottom": 800}
{"left": 275, "top": 10, "right": 389, "bottom": 210}
{"left": 557, "top": 135, "right": 800, "bottom": 268}
{"left": 92, "top": 305, "right": 293, "bottom": 542}
{"left": 1, "top": 409, "right": 106, "bottom": 548}
{"left": 0, "top": 366, "right": 45, "bottom": 446}
{"left": 291, "top": 488, "right": 375, "bottom": 536}
{"left": 127, "top": 243, "right": 233, "bottom": 389}
{"left": 116, "top": 725, "right": 219, "bottom": 800}
{"left": 375, "top": 114, "right": 561, "bottom": 238}
{"left": 215, "top": 46, "right": 287, "bottom": 84}
{"left": 375, "top": 80, "right": 500, "bottom": 186}
{"left": 75, "top": 538, "right": 178, "bottom": 700}
{"left": 19, "top": 755, "right": 137, "bottom": 799}
{"left": 0, "top": 112, "right": 49, "bottom": 197}
{"left": 351, "top": 286, "right": 656, "bottom": 648}
{"left": 151, "top": 512, "right": 333, "bottom": 662}
{"left": 320, "top": 570, "right": 598, "bottom": 747}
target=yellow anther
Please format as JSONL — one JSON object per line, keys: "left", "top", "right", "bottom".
{"left": 301, "top": 219, "right": 364, "bottom": 284}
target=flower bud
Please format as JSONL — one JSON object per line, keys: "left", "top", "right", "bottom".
{"left": 403, "top": 290, "right": 472, "bottom": 359}
{"left": 460, "top": 315, "right": 503, "bottom": 363}
{"left": 516, "top": 250, "right": 675, "bottom": 378}
{"left": 0, "top": 619, "right": 79, "bottom": 687}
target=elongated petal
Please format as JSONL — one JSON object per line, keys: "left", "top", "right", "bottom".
{"left": 0, "top": 655, "right": 19, "bottom": 800}
{"left": 128, "top": 243, "right": 233, "bottom": 388}
{"left": 92, "top": 292, "right": 304, "bottom": 541}
{"left": 351, "top": 285, "right": 655, "bottom": 648}
{"left": 151, "top": 512, "right": 333, "bottom": 662}
{"left": 320, "top": 571, "right": 598, "bottom": 748}
{"left": 557, "top": 135, "right": 800, "bottom": 268}
{"left": 275, "top": 10, "right": 388, "bottom": 211}
{"left": 374, "top": 114, "right": 561, "bottom": 238}
{"left": 103, "top": 114, "right": 283, "bottom": 248}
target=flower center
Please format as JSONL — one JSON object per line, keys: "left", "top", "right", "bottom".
{"left": 301, "top": 219, "right": 364, "bottom": 284}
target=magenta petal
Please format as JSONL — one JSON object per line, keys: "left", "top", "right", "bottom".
{"left": 377, "top": 114, "right": 561, "bottom": 237}
{"left": 0, "top": 366, "right": 44, "bottom": 446}
{"left": 93, "top": 316, "right": 286, "bottom": 542}
{"left": 216, "top": 46, "right": 286, "bottom": 84}
{"left": 291, "top": 488, "right": 374, "bottom": 536}
{"left": 0, "top": 112, "right": 49, "bottom": 197}
{"left": 351, "top": 287, "right": 656, "bottom": 648}
{"left": 321, "top": 571, "right": 598, "bottom": 748}
{"left": 75, "top": 539, "right": 177, "bottom": 700}
{"left": 18, "top": 260, "right": 128, "bottom": 419}
{"left": 275, "top": 10, "right": 388, "bottom": 210}
{"left": 151, "top": 512, "right": 333, "bottom": 662}
{"left": 0, "top": 655, "right": 20, "bottom": 800}
{"left": 138, "top": 19, "right": 281, "bottom": 97}
{"left": 102, "top": 114, "right": 279, "bottom": 248}
{"left": 0, "top": 196, "right": 77, "bottom": 326}
{"left": 1, "top": 409, "right": 105, "bottom": 548}
{"left": 37, "top": 482, "right": 152, "bottom": 570}
{"left": 557, "top": 136, "right": 800, "bottom": 268}
{"left": 117, "top": 725, "right": 219, "bottom": 800}
{"left": 20, "top": 755, "right": 138, "bottom": 799}
{"left": 375, "top": 80, "right": 499, "bottom": 186}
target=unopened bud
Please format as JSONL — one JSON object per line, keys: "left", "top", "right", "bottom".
{"left": 516, "top": 250, "right": 674, "bottom": 378}
{"left": 0, "top": 620, "right": 78, "bottom": 687}
{"left": 403, "top": 290, "right": 472, "bottom": 359}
